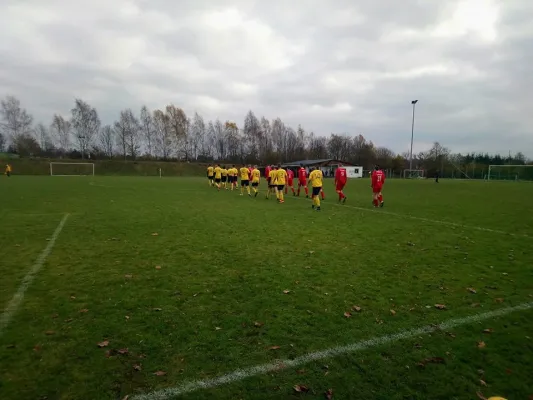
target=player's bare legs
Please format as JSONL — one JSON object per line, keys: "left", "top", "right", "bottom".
{"left": 321, "top": 188, "right": 325, "bottom": 200}
{"left": 336, "top": 188, "right": 347, "bottom": 204}
{"left": 297, "top": 183, "right": 309, "bottom": 197}
{"left": 378, "top": 191, "right": 384, "bottom": 207}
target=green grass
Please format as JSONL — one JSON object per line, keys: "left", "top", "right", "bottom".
{"left": 1, "top": 176, "right": 532, "bottom": 400}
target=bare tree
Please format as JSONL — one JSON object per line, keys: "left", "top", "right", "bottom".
{"left": 35, "top": 123, "right": 53, "bottom": 152}
{"left": 99, "top": 125, "right": 114, "bottom": 157}
{"left": 153, "top": 109, "right": 173, "bottom": 159}
{"left": 114, "top": 109, "right": 140, "bottom": 160}
{"left": 140, "top": 105, "right": 154, "bottom": 157}
{"left": 165, "top": 104, "right": 188, "bottom": 159}
{"left": 0, "top": 95, "right": 34, "bottom": 149}
{"left": 0, "top": 133, "right": 5, "bottom": 152}
{"left": 70, "top": 99, "right": 100, "bottom": 159}
{"left": 50, "top": 114, "right": 71, "bottom": 153}
{"left": 190, "top": 112, "right": 206, "bottom": 160}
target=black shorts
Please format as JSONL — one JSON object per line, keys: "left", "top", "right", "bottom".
{"left": 312, "top": 186, "right": 322, "bottom": 196}
{"left": 208, "top": 175, "right": 213, "bottom": 180}
{"left": 215, "top": 178, "right": 221, "bottom": 183}
{"left": 228, "top": 176, "right": 234, "bottom": 182}
{"left": 267, "top": 177, "right": 271, "bottom": 184}
{"left": 252, "top": 182, "right": 259, "bottom": 187}
{"left": 221, "top": 176, "right": 227, "bottom": 182}
{"left": 277, "top": 185, "right": 285, "bottom": 191}
{"left": 241, "top": 180, "right": 249, "bottom": 186}
{"left": 269, "top": 184, "right": 276, "bottom": 188}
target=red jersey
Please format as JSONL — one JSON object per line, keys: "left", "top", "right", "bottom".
{"left": 335, "top": 167, "right": 347, "bottom": 184}
{"left": 371, "top": 170, "right": 386, "bottom": 187}
{"left": 287, "top": 169, "right": 294, "bottom": 182}
{"left": 265, "top": 166, "right": 271, "bottom": 179}
{"left": 298, "top": 167, "right": 307, "bottom": 181}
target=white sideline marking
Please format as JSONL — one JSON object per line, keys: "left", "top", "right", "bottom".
{"left": 131, "top": 302, "right": 533, "bottom": 400}
{"left": 291, "top": 196, "right": 531, "bottom": 238}
{"left": 0, "top": 213, "right": 70, "bottom": 337}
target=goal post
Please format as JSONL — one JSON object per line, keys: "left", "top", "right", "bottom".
{"left": 50, "top": 162, "right": 95, "bottom": 176}
{"left": 486, "top": 165, "right": 533, "bottom": 181}
{"left": 402, "top": 169, "right": 425, "bottom": 179}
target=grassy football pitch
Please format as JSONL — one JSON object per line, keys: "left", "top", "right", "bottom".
{"left": 1, "top": 176, "right": 532, "bottom": 400}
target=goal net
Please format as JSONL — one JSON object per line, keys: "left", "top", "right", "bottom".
{"left": 50, "top": 162, "right": 95, "bottom": 176}
{"left": 402, "top": 169, "right": 425, "bottom": 179}
{"left": 486, "top": 165, "right": 533, "bottom": 181}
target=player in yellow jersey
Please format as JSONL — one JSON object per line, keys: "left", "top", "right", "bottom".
{"left": 227, "top": 165, "right": 235, "bottom": 190}
{"left": 275, "top": 165, "right": 288, "bottom": 203}
{"left": 214, "top": 164, "right": 222, "bottom": 191}
{"left": 308, "top": 167, "right": 323, "bottom": 211}
{"left": 266, "top": 166, "right": 277, "bottom": 199}
{"left": 239, "top": 165, "right": 251, "bottom": 196}
{"left": 207, "top": 164, "right": 214, "bottom": 186}
{"left": 251, "top": 165, "right": 261, "bottom": 197}
{"left": 221, "top": 166, "right": 228, "bottom": 189}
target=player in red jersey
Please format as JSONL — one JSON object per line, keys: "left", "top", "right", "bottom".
{"left": 296, "top": 164, "right": 309, "bottom": 197}
{"left": 334, "top": 165, "right": 348, "bottom": 204}
{"left": 285, "top": 168, "right": 296, "bottom": 195}
{"left": 371, "top": 165, "right": 386, "bottom": 207}
{"left": 265, "top": 165, "right": 272, "bottom": 187}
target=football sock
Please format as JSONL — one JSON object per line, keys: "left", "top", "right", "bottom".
{"left": 305, "top": 187, "right": 309, "bottom": 196}
{"left": 279, "top": 192, "right": 284, "bottom": 202}
{"left": 378, "top": 194, "right": 383, "bottom": 202}
{"left": 247, "top": 186, "right": 251, "bottom": 195}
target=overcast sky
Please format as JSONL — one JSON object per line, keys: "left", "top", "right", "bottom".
{"left": 1, "top": 0, "right": 532, "bottom": 156}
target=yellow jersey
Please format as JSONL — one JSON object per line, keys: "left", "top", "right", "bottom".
{"left": 6, "top": 165, "right": 12, "bottom": 172}
{"left": 240, "top": 167, "right": 250, "bottom": 180}
{"left": 207, "top": 166, "right": 214, "bottom": 177}
{"left": 221, "top": 168, "right": 228, "bottom": 177}
{"left": 276, "top": 169, "right": 287, "bottom": 185}
{"left": 309, "top": 169, "right": 323, "bottom": 187}
{"left": 269, "top": 169, "right": 278, "bottom": 185}
{"left": 251, "top": 168, "right": 260, "bottom": 183}
{"left": 214, "top": 166, "right": 222, "bottom": 179}
{"left": 227, "top": 168, "right": 235, "bottom": 177}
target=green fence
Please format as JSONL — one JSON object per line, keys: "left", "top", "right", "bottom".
{"left": 0, "top": 158, "right": 206, "bottom": 176}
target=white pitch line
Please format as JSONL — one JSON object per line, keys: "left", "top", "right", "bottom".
{"left": 290, "top": 195, "right": 530, "bottom": 238}
{"left": 0, "top": 213, "right": 70, "bottom": 337}
{"left": 131, "top": 302, "right": 533, "bottom": 400}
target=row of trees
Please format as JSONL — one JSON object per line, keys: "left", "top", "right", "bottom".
{"left": 0, "top": 95, "right": 530, "bottom": 175}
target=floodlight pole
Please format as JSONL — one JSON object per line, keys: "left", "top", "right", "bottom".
{"left": 409, "top": 100, "right": 418, "bottom": 171}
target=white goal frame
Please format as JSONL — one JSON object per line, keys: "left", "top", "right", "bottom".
{"left": 50, "top": 162, "right": 95, "bottom": 176}
{"left": 486, "top": 165, "right": 533, "bottom": 181}
{"left": 402, "top": 169, "right": 425, "bottom": 179}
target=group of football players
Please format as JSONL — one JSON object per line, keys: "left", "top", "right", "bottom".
{"left": 206, "top": 163, "right": 385, "bottom": 211}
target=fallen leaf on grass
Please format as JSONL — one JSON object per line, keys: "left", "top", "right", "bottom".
{"left": 435, "top": 304, "right": 446, "bottom": 310}
{"left": 254, "top": 321, "right": 264, "bottom": 328}
{"left": 45, "top": 330, "right": 55, "bottom": 335}
{"left": 269, "top": 346, "right": 281, "bottom": 350}
{"left": 476, "top": 391, "right": 487, "bottom": 400}
{"left": 495, "top": 298, "right": 504, "bottom": 303}
{"left": 64, "top": 318, "right": 73, "bottom": 323}
{"left": 152, "top": 308, "right": 162, "bottom": 311}
{"left": 293, "top": 385, "right": 309, "bottom": 393}
{"left": 283, "top": 290, "right": 290, "bottom": 294}
{"left": 33, "top": 345, "right": 41, "bottom": 352}
{"left": 118, "top": 348, "right": 129, "bottom": 355}
{"left": 97, "top": 340, "right": 109, "bottom": 348}
{"left": 477, "top": 341, "right": 486, "bottom": 348}
{"left": 375, "top": 318, "right": 383, "bottom": 324}
{"left": 471, "top": 303, "right": 481, "bottom": 307}
{"left": 6, "top": 344, "right": 15, "bottom": 349}
{"left": 125, "top": 316, "right": 130, "bottom": 320}
{"left": 155, "top": 266, "right": 161, "bottom": 270}
{"left": 133, "top": 364, "right": 142, "bottom": 371}
{"left": 153, "top": 371, "right": 166, "bottom": 376}
{"left": 417, "top": 357, "right": 445, "bottom": 367}
{"left": 446, "top": 332, "right": 456, "bottom": 338}
{"left": 121, "top": 396, "right": 129, "bottom": 400}
{"left": 483, "top": 329, "right": 493, "bottom": 334}
{"left": 352, "top": 305, "right": 362, "bottom": 312}
{"left": 51, "top": 314, "right": 59, "bottom": 319}
{"left": 79, "top": 309, "right": 89, "bottom": 313}
{"left": 325, "top": 388, "right": 333, "bottom": 399}
{"left": 151, "top": 233, "right": 159, "bottom": 236}
{"left": 343, "top": 312, "right": 352, "bottom": 318}
{"left": 124, "top": 274, "right": 132, "bottom": 279}
{"left": 70, "top": 296, "right": 76, "bottom": 300}
{"left": 505, "top": 368, "right": 512, "bottom": 375}
{"left": 467, "top": 287, "right": 477, "bottom": 294}
{"left": 215, "top": 327, "right": 222, "bottom": 331}
{"left": 480, "top": 379, "right": 487, "bottom": 386}
{"left": 390, "top": 309, "right": 396, "bottom": 316}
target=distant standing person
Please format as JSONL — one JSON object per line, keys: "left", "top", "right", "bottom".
{"left": 5, "top": 164, "right": 12, "bottom": 177}
{"left": 297, "top": 164, "right": 309, "bottom": 197}
{"left": 285, "top": 168, "right": 296, "bottom": 196}
{"left": 207, "top": 164, "right": 214, "bottom": 186}
{"left": 334, "top": 165, "right": 347, "bottom": 204}
{"left": 371, "top": 165, "right": 385, "bottom": 207}
{"left": 435, "top": 171, "right": 439, "bottom": 183}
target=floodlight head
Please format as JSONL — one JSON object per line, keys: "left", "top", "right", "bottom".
{"left": 411, "top": 100, "right": 418, "bottom": 104}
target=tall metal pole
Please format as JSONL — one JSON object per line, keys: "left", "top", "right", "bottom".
{"left": 409, "top": 100, "right": 418, "bottom": 171}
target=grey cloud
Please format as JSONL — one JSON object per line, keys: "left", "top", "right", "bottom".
{"left": 0, "top": 0, "right": 532, "bottom": 156}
